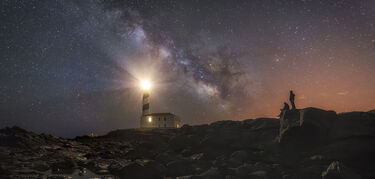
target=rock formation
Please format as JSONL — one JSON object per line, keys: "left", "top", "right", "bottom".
{"left": 0, "top": 107, "right": 374, "bottom": 179}
{"left": 279, "top": 107, "right": 337, "bottom": 150}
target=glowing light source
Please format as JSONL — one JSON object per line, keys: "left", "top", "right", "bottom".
{"left": 148, "top": 117, "right": 152, "bottom": 122}
{"left": 141, "top": 80, "right": 151, "bottom": 90}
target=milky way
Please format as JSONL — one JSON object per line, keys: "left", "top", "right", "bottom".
{"left": 1, "top": 0, "right": 375, "bottom": 137}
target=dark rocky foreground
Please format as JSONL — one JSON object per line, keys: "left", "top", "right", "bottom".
{"left": 1, "top": 107, "right": 375, "bottom": 179}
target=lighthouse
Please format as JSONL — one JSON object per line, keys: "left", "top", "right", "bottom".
{"left": 139, "top": 80, "right": 181, "bottom": 128}
{"left": 141, "top": 80, "right": 151, "bottom": 116}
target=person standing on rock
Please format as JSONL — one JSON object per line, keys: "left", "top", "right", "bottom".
{"left": 289, "top": 90, "right": 296, "bottom": 110}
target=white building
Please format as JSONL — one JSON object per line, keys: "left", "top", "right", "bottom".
{"left": 140, "top": 113, "right": 181, "bottom": 128}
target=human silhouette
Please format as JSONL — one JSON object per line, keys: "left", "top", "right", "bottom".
{"left": 278, "top": 102, "right": 290, "bottom": 117}
{"left": 289, "top": 90, "right": 296, "bottom": 110}
{"left": 283, "top": 102, "right": 290, "bottom": 111}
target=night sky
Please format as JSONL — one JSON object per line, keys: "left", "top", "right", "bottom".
{"left": 1, "top": 0, "right": 375, "bottom": 137}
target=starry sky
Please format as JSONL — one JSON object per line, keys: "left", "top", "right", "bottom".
{"left": 1, "top": 0, "right": 375, "bottom": 137}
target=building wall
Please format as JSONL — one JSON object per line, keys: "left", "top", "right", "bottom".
{"left": 140, "top": 114, "right": 181, "bottom": 128}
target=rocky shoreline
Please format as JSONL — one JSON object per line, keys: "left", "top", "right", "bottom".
{"left": 1, "top": 107, "right": 374, "bottom": 179}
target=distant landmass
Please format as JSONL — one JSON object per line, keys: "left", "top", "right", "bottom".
{"left": 1, "top": 107, "right": 374, "bottom": 179}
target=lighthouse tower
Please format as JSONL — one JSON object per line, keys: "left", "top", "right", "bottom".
{"left": 139, "top": 80, "right": 181, "bottom": 128}
{"left": 142, "top": 89, "right": 150, "bottom": 116}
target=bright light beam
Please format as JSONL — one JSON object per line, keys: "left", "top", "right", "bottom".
{"left": 141, "top": 80, "right": 151, "bottom": 90}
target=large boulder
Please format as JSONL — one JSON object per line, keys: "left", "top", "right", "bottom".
{"left": 279, "top": 108, "right": 338, "bottom": 149}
